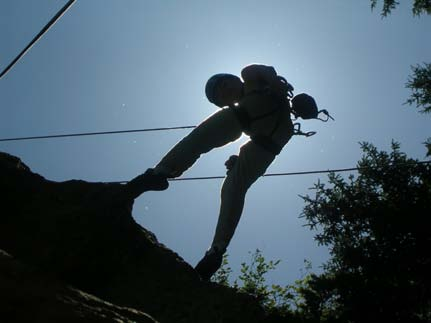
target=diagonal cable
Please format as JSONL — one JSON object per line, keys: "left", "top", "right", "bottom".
{"left": 0, "top": 0, "right": 76, "bottom": 79}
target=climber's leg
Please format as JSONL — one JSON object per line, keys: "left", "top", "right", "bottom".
{"left": 195, "top": 141, "right": 275, "bottom": 280}
{"left": 155, "top": 108, "right": 243, "bottom": 178}
{"left": 126, "top": 108, "right": 242, "bottom": 198}
{"left": 124, "top": 168, "right": 170, "bottom": 199}
{"left": 212, "top": 140, "right": 275, "bottom": 251}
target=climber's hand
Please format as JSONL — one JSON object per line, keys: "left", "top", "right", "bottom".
{"left": 224, "top": 155, "right": 239, "bottom": 173}
{"left": 269, "top": 76, "right": 294, "bottom": 98}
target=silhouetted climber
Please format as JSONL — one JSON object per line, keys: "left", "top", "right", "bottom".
{"left": 126, "top": 64, "right": 323, "bottom": 281}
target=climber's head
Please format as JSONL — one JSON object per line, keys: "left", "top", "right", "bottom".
{"left": 205, "top": 73, "right": 243, "bottom": 107}
{"left": 291, "top": 93, "right": 318, "bottom": 119}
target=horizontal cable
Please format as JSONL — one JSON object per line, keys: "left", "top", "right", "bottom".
{"left": 110, "top": 161, "right": 430, "bottom": 184}
{"left": 0, "top": 125, "right": 197, "bottom": 142}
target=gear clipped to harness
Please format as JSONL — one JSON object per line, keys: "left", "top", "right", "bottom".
{"left": 289, "top": 93, "right": 334, "bottom": 137}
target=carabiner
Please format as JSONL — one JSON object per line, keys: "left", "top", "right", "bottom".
{"left": 293, "top": 123, "right": 316, "bottom": 137}
{"left": 317, "top": 109, "right": 335, "bottom": 122}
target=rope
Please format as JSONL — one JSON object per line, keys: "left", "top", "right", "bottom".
{"left": 0, "top": 125, "right": 197, "bottom": 142}
{"left": 109, "top": 161, "right": 431, "bottom": 184}
{"left": 0, "top": 0, "right": 76, "bottom": 79}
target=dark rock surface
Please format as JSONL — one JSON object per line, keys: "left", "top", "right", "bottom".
{"left": 0, "top": 152, "right": 283, "bottom": 323}
{"left": 0, "top": 249, "right": 157, "bottom": 323}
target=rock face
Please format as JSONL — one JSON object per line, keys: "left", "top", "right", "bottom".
{"left": 0, "top": 152, "right": 281, "bottom": 323}
{"left": 0, "top": 249, "right": 157, "bottom": 323}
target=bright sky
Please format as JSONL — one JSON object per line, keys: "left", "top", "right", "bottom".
{"left": 1, "top": 1, "right": 430, "bottom": 286}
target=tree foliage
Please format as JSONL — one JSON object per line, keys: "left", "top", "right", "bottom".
{"left": 405, "top": 63, "right": 431, "bottom": 156}
{"left": 212, "top": 249, "right": 297, "bottom": 317}
{"left": 300, "top": 142, "right": 431, "bottom": 322}
{"left": 425, "top": 138, "right": 431, "bottom": 157}
{"left": 405, "top": 63, "right": 431, "bottom": 114}
{"left": 370, "top": 0, "right": 431, "bottom": 17}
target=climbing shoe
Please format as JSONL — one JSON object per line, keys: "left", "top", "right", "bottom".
{"left": 195, "top": 246, "right": 224, "bottom": 281}
{"left": 125, "top": 168, "right": 169, "bottom": 199}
